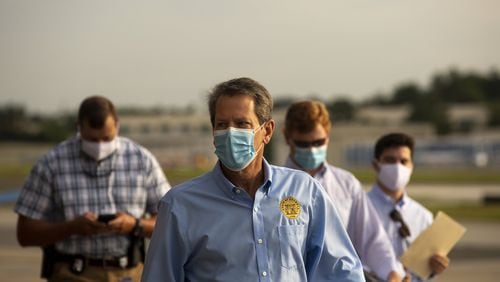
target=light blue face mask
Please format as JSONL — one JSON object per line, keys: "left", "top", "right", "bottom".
{"left": 293, "top": 145, "right": 327, "bottom": 170}
{"left": 214, "top": 124, "right": 264, "bottom": 171}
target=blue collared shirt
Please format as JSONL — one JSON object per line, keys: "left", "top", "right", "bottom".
{"left": 142, "top": 159, "right": 364, "bottom": 282}
{"left": 284, "top": 158, "right": 405, "bottom": 280}
{"left": 367, "top": 185, "right": 433, "bottom": 282}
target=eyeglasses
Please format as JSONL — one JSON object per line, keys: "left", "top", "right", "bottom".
{"left": 389, "top": 209, "right": 411, "bottom": 238}
{"left": 293, "top": 138, "right": 327, "bottom": 148}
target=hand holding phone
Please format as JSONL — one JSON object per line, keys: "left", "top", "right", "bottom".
{"left": 97, "top": 214, "right": 117, "bottom": 224}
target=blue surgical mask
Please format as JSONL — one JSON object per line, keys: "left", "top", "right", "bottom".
{"left": 214, "top": 125, "right": 264, "bottom": 171}
{"left": 293, "top": 145, "right": 327, "bottom": 170}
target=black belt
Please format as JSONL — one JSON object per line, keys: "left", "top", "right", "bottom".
{"left": 54, "top": 252, "right": 131, "bottom": 269}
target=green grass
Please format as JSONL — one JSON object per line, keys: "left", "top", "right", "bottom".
{"left": 0, "top": 164, "right": 32, "bottom": 177}
{"left": 423, "top": 202, "right": 500, "bottom": 221}
{"left": 2, "top": 164, "right": 498, "bottom": 188}
{"left": 0, "top": 164, "right": 210, "bottom": 191}
{"left": 2, "top": 164, "right": 499, "bottom": 221}
{"left": 164, "top": 167, "right": 210, "bottom": 186}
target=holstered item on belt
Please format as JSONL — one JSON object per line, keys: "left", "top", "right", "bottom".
{"left": 127, "top": 235, "right": 145, "bottom": 267}
{"left": 40, "top": 235, "right": 144, "bottom": 278}
{"left": 40, "top": 245, "right": 56, "bottom": 279}
{"left": 53, "top": 252, "right": 130, "bottom": 269}
{"left": 69, "top": 255, "right": 86, "bottom": 275}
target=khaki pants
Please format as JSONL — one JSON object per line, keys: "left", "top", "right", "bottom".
{"left": 48, "top": 262, "right": 143, "bottom": 282}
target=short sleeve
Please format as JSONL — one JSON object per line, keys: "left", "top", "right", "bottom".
{"left": 14, "top": 158, "right": 54, "bottom": 219}
{"left": 144, "top": 152, "right": 171, "bottom": 214}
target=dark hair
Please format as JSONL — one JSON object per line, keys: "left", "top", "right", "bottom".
{"left": 283, "top": 100, "right": 331, "bottom": 139}
{"left": 78, "top": 96, "right": 117, "bottom": 128}
{"left": 374, "top": 132, "right": 415, "bottom": 159}
{"left": 208, "top": 77, "right": 273, "bottom": 128}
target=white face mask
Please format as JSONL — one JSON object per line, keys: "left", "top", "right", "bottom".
{"left": 81, "top": 138, "right": 118, "bottom": 161}
{"left": 377, "top": 163, "right": 412, "bottom": 191}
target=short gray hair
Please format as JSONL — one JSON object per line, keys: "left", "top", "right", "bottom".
{"left": 208, "top": 77, "right": 273, "bottom": 127}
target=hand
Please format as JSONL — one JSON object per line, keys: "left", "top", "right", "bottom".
{"left": 402, "top": 273, "right": 411, "bottom": 282}
{"left": 429, "top": 254, "right": 450, "bottom": 275}
{"left": 107, "top": 211, "right": 137, "bottom": 235}
{"left": 387, "top": 271, "right": 401, "bottom": 282}
{"left": 71, "top": 212, "right": 108, "bottom": 236}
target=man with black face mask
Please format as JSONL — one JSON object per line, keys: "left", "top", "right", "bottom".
{"left": 14, "top": 96, "right": 170, "bottom": 281}
{"left": 142, "top": 77, "right": 365, "bottom": 282}
{"left": 368, "top": 132, "right": 450, "bottom": 281}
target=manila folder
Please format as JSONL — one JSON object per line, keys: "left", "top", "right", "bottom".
{"left": 400, "top": 211, "right": 466, "bottom": 279}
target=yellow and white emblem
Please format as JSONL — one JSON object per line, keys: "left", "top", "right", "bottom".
{"left": 280, "top": 196, "right": 301, "bottom": 219}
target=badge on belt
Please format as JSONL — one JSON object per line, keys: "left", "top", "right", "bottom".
{"left": 280, "top": 196, "right": 301, "bottom": 219}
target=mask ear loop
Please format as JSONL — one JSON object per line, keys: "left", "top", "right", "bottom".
{"left": 254, "top": 122, "right": 268, "bottom": 154}
{"left": 76, "top": 124, "right": 81, "bottom": 138}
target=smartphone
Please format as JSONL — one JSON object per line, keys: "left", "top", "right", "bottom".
{"left": 97, "top": 214, "right": 116, "bottom": 224}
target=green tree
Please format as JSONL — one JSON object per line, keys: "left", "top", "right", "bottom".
{"left": 487, "top": 102, "right": 500, "bottom": 127}
{"left": 407, "top": 95, "right": 452, "bottom": 135}
{"left": 34, "top": 113, "right": 75, "bottom": 142}
{"left": 430, "top": 69, "right": 485, "bottom": 103}
{"left": 0, "top": 104, "right": 29, "bottom": 140}
{"left": 483, "top": 70, "right": 500, "bottom": 102}
{"left": 391, "top": 83, "right": 423, "bottom": 105}
{"left": 327, "top": 98, "right": 356, "bottom": 122}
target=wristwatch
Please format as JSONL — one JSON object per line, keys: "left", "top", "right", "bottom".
{"left": 131, "top": 218, "right": 144, "bottom": 237}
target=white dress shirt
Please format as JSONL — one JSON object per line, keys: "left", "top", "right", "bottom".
{"left": 368, "top": 184, "right": 433, "bottom": 281}
{"left": 285, "top": 158, "right": 405, "bottom": 280}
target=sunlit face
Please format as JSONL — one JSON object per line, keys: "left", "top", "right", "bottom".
{"left": 214, "top": 95, "right": 262, "bottom": 131}
{"left": 376, "top": 146, "right": 413, "bottom": 171}
{"left": 287, "top": 123, "right": 329, "bottom": 157}
{"left": 213, "top": 94, "right": 273, "bottom": 148}
{"left": 79, "top": 115, "right": 118, "bottom": 142}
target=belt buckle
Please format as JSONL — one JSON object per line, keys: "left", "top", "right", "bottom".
{"left": 119, "top": 256, "right": 128, "bottom": 269}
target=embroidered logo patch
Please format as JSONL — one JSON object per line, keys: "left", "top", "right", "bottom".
{"left": 280, "top": 196, "right": 301, "bottom": 219}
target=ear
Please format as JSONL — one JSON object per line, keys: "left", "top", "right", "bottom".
{"left": 372, "top": 159, "right": 380, "bottom": 172}
{"left": 263, "top": 119, "right": 275, "bottom": 144}
{"left": 115, "top": 121, "right": 121, "bottom": 135}
{"left": 283, "top": 127, "right": 290, "bottom": 146}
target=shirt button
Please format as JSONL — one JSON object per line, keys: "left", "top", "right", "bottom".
{"left": 235, "top": 189, "right": 241, "bottom": 194}
{"left": 253, "top": 207, "right": 258, "bottom": 212}
{"left": 257, "top": 239, "right": 263, "bottom": 244}
{"left": 262, "top": 271, "right": 267, "bottom": 277}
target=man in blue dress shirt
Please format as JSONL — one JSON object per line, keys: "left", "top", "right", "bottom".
{"left": 367, "top": 133, "right": 450, "bottom": 281}
{"left": 142, "top": 77, "right": 365, "bottom": 281}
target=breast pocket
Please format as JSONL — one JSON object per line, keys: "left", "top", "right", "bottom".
{"left": 278, "top": 224, "right": 307, "bottom": 269}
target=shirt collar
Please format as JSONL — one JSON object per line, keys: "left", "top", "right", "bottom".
{"left": 373, "top": 184, "right": 408, "bottom": 208}
{"left": 261, "top": 159, "right": 273, "bottom": 193}
{"left": 211, "top": 159, "right": 273, "bottom": 198}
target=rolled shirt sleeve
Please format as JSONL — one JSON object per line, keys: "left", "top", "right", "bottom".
{"left": 346, "top": 190, "right": 405, "bottom": 279}
{"left": 307, "top": 186, "right": 365, "bottom": 281}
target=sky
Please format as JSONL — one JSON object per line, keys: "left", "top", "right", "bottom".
{"left": 1, "top": 0, "right": 499, "bottom": 114}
